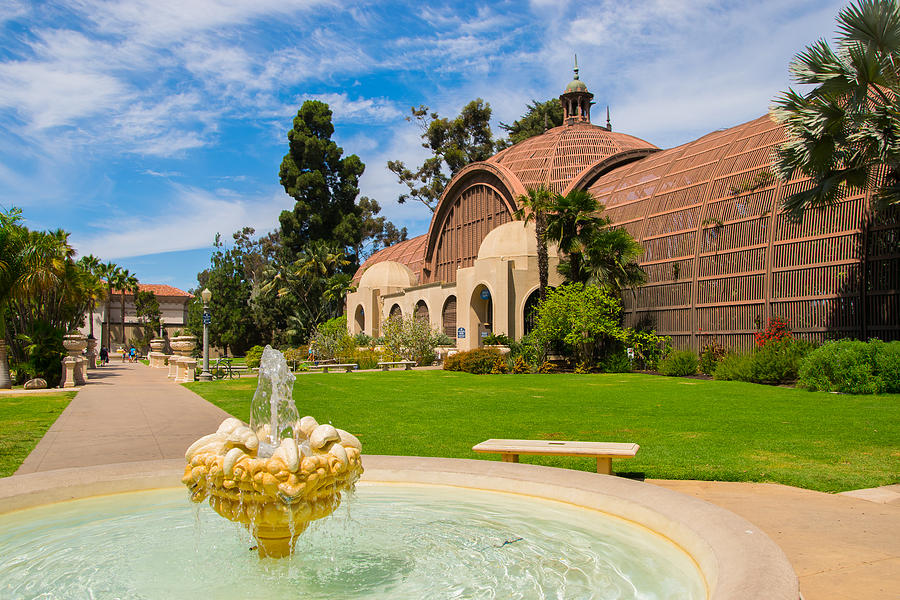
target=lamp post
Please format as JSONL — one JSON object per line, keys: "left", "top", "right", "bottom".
{"left": 199, "top": 288, "right": 212, "bottom": 381}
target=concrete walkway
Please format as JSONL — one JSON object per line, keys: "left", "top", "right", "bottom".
{"left": 15, "top": 361, "right": 229, "bottom": 474}
{"left": 9, "top": 363, "right": 899, "bottom": 599}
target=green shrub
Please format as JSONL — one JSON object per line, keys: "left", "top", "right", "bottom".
{"left": 512, "top": 356, "right": 530, "bottom": 374}
{"left": 574, "top": 361, "right": 591, "bottom": 374}
{"left": 748, "top": 338, "right": 814, "bottom": 385}
{"left": 698, "top": 340, "right": 727, "bottom": 375}
{"left": 13, "top": 321, "right": 65, "bottom": 387}
{"left": 353, "top": 332, "right": 373, "bottom": 347}
{"left": 537, "top": 361, "right": 555, "bottom": 374}
{"left": 343, "top": 349, "right": 383, "bottom": 370}
{"left": 433, "top": 332, "right": 454, "bottom": 346}
{"left": 799, "top": 339, "right": 900, "bottom": 394}
{"left": 713, "top": 352, "right": 754, "bottom": 381}
{"left": 714, "top": 339, "right": 815, "bottom": 385}
{"left": 244, "top": 345, "right": 264, "bottom": 369}
{"left": 381, "top": 315, "right": 442, "bottom": 365}
{"left": 483, "top": 333, "right": 512, "bottom": 346}
{"left": 598, "top": 351, "right": 632, "bottom": 373}
{"left": 313, "top": 316, "right": 354, "bottom": 360}
{"left": 621, "top": 329, "right": 671, "bottom": 370}
{"left": 443, "top": 348, "right": 503, "bottom": 374}
{"left": 490, "top": 357, "right": 509, "bottom": 374}
{"left": 658, "top": 349, "right": 698, "bottom": 376}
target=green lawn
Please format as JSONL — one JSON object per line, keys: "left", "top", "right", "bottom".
{"left": 185, "top": 372, "right": 900, "bottom": 493}
{"left": 0, "top": 392, "right": 76, "bottom": 477}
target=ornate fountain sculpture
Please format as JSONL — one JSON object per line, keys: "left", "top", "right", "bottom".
{"left": 182, "top": 346, "right": 363, "bottom": 558}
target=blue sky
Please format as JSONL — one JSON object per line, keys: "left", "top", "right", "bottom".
{"left": 0, "top": 0, "right": 846, "bottom": 293}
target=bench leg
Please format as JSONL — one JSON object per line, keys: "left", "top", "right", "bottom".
{"left": 404, "top": 363, "right": 412, "bottom": 370}
{"left": 596, "top": 457, "right": 612, "bottom": 475}
{"left": 322, "top": 367, "right": 329, "bottom": 373}
{"left": 382, "top": 365, "right": 389, "bottom": 371}
{"left": 501, "top": 453, "right": 519, "bottom": 464}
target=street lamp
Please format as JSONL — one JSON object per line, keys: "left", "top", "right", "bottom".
{"left": 199, "top": 288, "right": 212, "bottom": 381}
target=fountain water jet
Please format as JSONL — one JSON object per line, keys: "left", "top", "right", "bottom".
{"left": 182, "top": 346, "right": 363, "bottom": 557}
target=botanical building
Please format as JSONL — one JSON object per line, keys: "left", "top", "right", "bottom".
{"left": 346, "top": 70, "right": 899, "bottom": 351}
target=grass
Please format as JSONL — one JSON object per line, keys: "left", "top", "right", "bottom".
{"left": 0, "top": 391, "right": 76, "bottom": 477}
{"left": 184, "top": 371, "right": 900, "bottom": 493}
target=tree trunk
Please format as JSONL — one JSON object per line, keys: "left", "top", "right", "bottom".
{"left": 536, "top": 212, "right": 549, "bottom": 301}
{"left": 120, "top": 291, "right": 126, "bottom": 345}
{"left": 0, "top": 339, "right": 11, "bottom": 389}
{"left": 105, "top": 284, "right": 112, "bottom": 350}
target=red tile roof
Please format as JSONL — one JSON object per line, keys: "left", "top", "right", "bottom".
{"left": 110, "top": 283, "right": 193, "bottom": 298}
{"left": 353, "top": 234, "right": 427, "bottom": 283}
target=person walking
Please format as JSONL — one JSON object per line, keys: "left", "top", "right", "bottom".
{"left": 129, "top": 346, "right": 136, "bottom": 363}
{"left": 99, "top": 346, "right": 109, "bottom": 366}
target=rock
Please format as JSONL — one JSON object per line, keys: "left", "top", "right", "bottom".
{"left": 309, "top": 424, "right": 339, "bottom": 449}
{"left": 24, "top": 378, "right": 47, "bottom": 390}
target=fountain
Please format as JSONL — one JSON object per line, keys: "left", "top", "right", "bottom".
{"left": 181, "top": 346, "right": 363, "bottom": 557}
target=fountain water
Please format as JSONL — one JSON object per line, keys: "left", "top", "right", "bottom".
{"left": 182, "top": 346, "right": 363, "bottom": 557}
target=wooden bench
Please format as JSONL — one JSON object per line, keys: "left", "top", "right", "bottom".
{"left": 310, "top": 363, "right": 357, "bottom": 373}
{"left": 377, "top": 360, "right": 416, "bottom": 371}
{"left": 472, "top": 439, "right": 639, "bottom": 475}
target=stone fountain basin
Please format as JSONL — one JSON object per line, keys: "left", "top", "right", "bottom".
{"left": 0, "top": 455, "right": 798, "bottom": 600}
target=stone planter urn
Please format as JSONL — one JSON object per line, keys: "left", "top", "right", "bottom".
{"left": 85, "top": 336, "right": 98, "bottom": 370}
{"left": 148, "top": 338, "right": 167, "bottom": 369}
{"left": 170, "top": 335, "right": 198, "bottom": 383}
{"left": 62, "top": 333, "right": 87, "bottom": 357}
{"left": 484, "top": 344, "right": 511, "bottom": 355}
{"left": 62, "top": 333, "right": 87, "bottom": 386}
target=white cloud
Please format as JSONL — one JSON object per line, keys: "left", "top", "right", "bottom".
{"left": 71, "top": 183, "right": 290, "bottom": 258}
{"left": 308, "top": 92, "right": 402, "bottom": 122}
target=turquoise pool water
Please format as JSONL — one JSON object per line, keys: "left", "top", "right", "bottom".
{"left": 0, "top": 484, "right": 705, "bottom": 599}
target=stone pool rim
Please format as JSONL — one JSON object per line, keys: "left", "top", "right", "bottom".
{"left": 0, "top": 455, "right": 798, "bottom": 600}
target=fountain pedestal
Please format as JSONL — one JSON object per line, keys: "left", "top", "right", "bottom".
{"left": 86, "top": 338, "right": 97, "bottom": 370}
{"left": 183, "top": 346, "right": 364, "bottom": 558}
{"left": 167, "top": 357, "right": 179, "bottom": 378}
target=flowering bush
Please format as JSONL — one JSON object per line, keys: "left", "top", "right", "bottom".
{"left": 381, "top": 315, "right": 442, "bottom": 365}
{"left": 755, "top": 318, "right": 792, "bottom": 347}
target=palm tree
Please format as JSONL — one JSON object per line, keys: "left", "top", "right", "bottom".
{"left": 112, "top": 269, "right": 139, "bottom": 346}
{"left": 514, "top": 186, "right": 554, "bottom": 302}
{"left": 579, "top": 228, "right": 648, "bottom": 296}
{"left": 76, "top": 255, "right": 105, "bottom": 340}
{"left": 98, "top": 262, "right": 120, "bottom": 350}
{"left": 772, "top": 0, "right": 900, "bottom": 338}
{"left": 771, "top": 0, "right": 900, "bottom": 217}
{"left": 0, "top": 208, "right": 67, "bottom": 388}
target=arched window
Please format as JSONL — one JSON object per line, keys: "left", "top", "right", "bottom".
{"left": 524, "top": 289, "right": 541, "bottom": 336}
{"left": 415, "top": 300, "right": 429, "bottom": 322}
{"left": 389, "top": 304, "right": 402, "bottom": 319}
{"left": 442, "top": 296, "right": 457, "bottom": 338}
{"left": 354, "top": 305, "right": 365, "bottom": 334}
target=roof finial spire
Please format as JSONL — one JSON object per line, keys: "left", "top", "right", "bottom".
{"left": 606, "top": 105, "right": 611, "bottom": 131}
{"left": 573, "top": 53, "right": 580, "bottom": 80}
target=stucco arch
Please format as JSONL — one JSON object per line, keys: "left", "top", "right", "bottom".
{"left": 414, "top": 299, "right": 429, "bottom": 322}
{"left": 353, "top": 304, "right": 365, "bottom": 334}
{"left": 468, "top": 282, "right": 495, "bottom": 346}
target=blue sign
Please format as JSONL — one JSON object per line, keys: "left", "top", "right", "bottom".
{"left": 202, "top": 313, "right": 211, "bottom": 325}
{"left": 457, "top": 327, "right": 465, "bottom": 339}
{"left": 480, "top": 289, "right": 490, "bottom": 300}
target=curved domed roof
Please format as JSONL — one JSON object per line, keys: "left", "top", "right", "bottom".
{"left": 565, "top": 78, "right": 588, "bottom": 93}
{"left": 477, "top": 220, "right": 536, "bottom": 260}
{"left": 357, "top": 260, "right": 417, "bottom": 290}
{"left": 488, "top": 122, "right": 657, "bottom": 193}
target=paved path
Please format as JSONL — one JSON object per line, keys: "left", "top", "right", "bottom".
{"left": 10, "top": 364, "right": 899, "bottom": 599}
{"left": 15, "top": 361, "right": 229, "bottom": 474}
{"left": 652, "top": 479, "right": 900, "bottom": 600}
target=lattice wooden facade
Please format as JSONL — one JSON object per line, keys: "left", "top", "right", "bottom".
{"left": 352, "top": 75, "right": 898, "bottom": 350}
{"left": 588, "top": 115, "right": 899, "bottom": 349}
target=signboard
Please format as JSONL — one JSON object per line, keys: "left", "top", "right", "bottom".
{"left": 202, "top": 313, "right": 212, "bottom": 325}
{"left": 481, "top": 330, "right": 489, "bottom": 338}
{"left": 626, "top": 347, "right": 635, "bottom": 360}
{"left": 457, "top": 327, "right": 465, "bottom": 339}
{"left": 480, "top": 289, "right": 490, "bottom": 300}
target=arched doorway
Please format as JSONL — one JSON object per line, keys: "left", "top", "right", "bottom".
{"left": 442, "top": 296, "right": 457, "bottom": 339}
{"left": 415, "top": 300, "right": 429, "bottom": 322}
{"left": 354, "top": 304, "right": 365, "bottom": 334}
{"left": 390, "top": 303, "right": 402, "bottom": 319}
{"left": 523, "top": 289, "right": 541, "bottom": 336}
{"left": 470, "top": 284, "right": 493, "bottom": 346}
